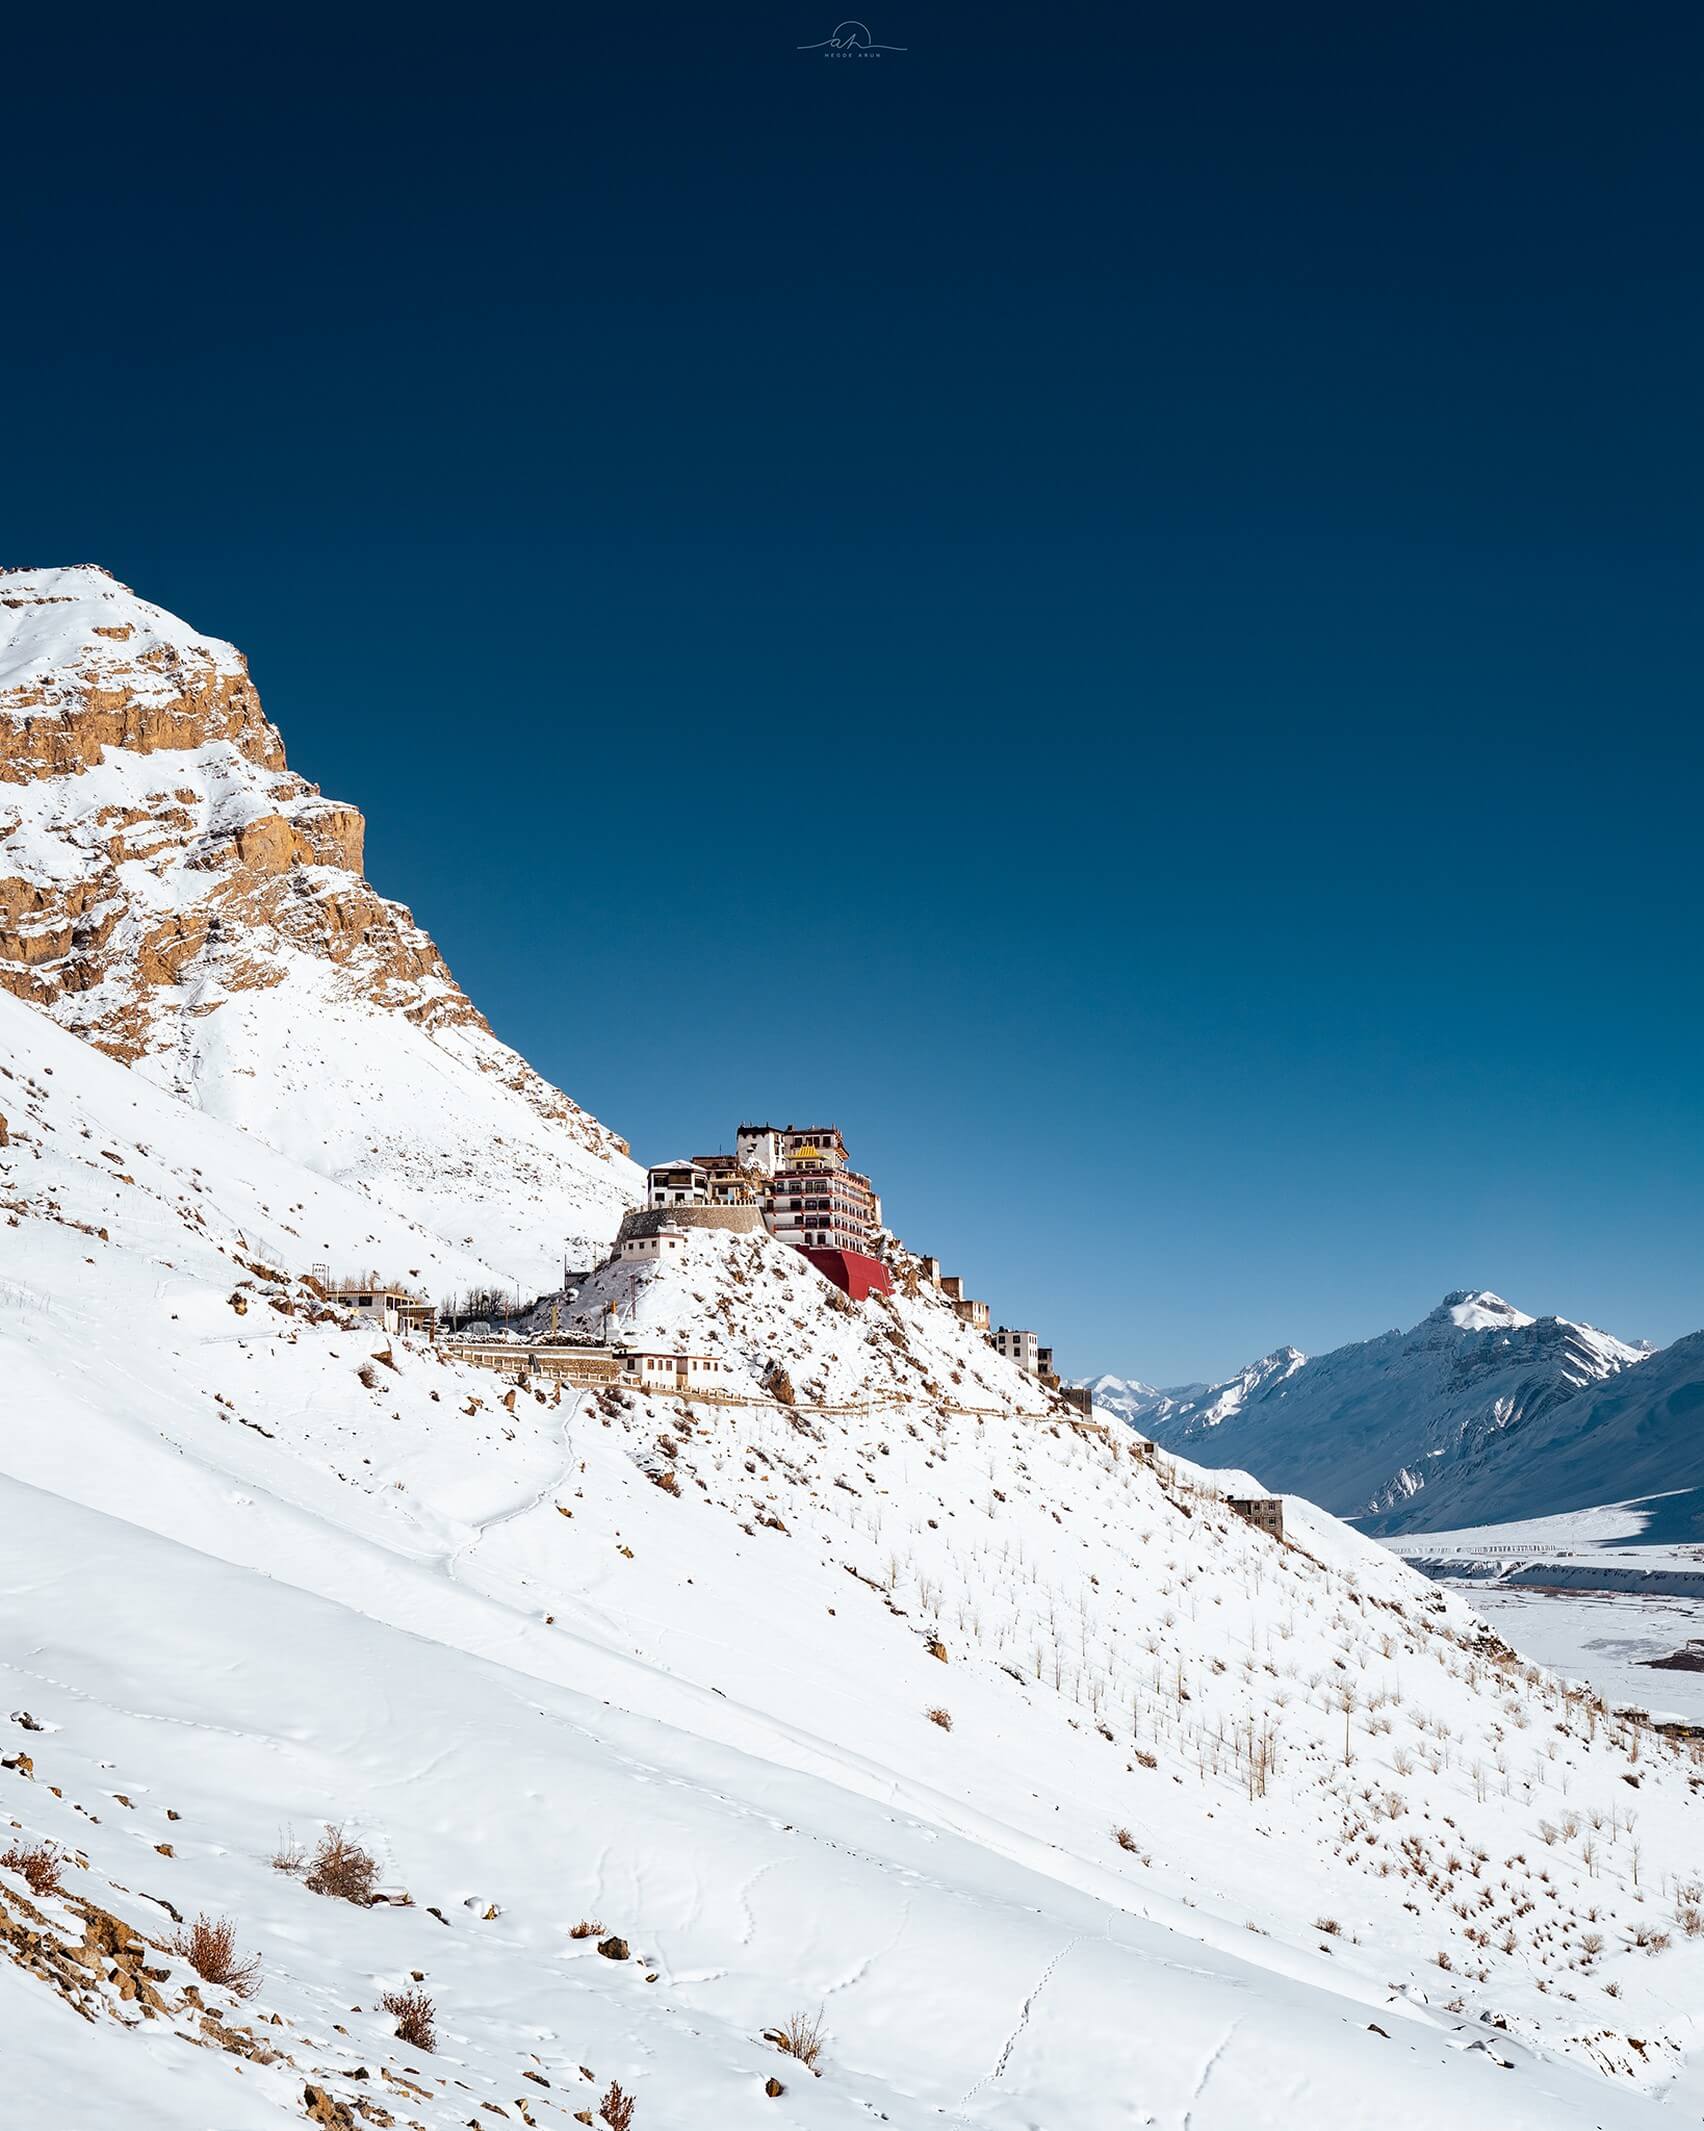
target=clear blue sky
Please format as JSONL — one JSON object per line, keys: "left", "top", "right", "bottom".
{"left": 5, "top": 4, "right": 1701, "bottom": 1380}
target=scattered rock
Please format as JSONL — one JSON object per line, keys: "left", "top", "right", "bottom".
{"left": 303, "top": 2085, "right": 359, "bottom": 2129}
{"left": 596, "top": 1935, "right": 629, "bottom": 1961}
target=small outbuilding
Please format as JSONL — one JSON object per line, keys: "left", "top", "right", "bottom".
{"left": 1227, "top": 1495, "right": 1285, "bottom": 1542}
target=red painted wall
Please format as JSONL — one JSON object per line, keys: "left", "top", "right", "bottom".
{"left": 800, "top": 1247, "right": 893, "bottom": 1302}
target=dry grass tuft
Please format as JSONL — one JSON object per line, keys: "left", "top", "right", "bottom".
{"left": 382, "top": 1986, "right": 437, "bottom": 2050}
{"left": 304, "top": 1824, "right": 380, "bottom": 1906}
{"left": 271, "top": 1828, "right": 306, "bottom": 1876}
{"left": 1112, "top": 1826, "right": 1139, "bottom": 1853}
{"left": 569, "top": 1919, "right": 605, "bottom": 1939}
{"left": 925, "top": 1706, "right": 953, "bottom": 1731}
{"left": 173, "top": 1913, "right": 261, "bottom": 1998}
{"left": 0, "top": 1839, "right": 64, "bottom": 1897}
{"left": 766, "top": 2008, "right": 827, "bottom": 2073}
{"left": 598, "top": 2080, "right": 636, "bottom": 2129}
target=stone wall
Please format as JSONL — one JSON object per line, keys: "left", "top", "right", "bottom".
{"left": 616, "top": 1205, "right": 766, "bottom": 1243}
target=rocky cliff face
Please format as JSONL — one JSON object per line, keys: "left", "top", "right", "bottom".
{"left": 0, "top": 565, "right": 640, "bottom": 1282}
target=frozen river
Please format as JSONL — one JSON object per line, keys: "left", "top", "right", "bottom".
{"left": 1440, "top": 1580, "right": 1704, "bottom": 1724}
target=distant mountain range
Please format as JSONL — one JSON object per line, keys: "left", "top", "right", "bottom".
{"left": 1084, "top": 1290, "right": 1704, "bottom": 1534}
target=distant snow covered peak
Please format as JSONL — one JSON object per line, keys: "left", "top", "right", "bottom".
{"left": 1435, "top": 1288, "right": 1536, "bottom": 1332}
{"left": 1083, "top": 1371, "right": 1166, "bottom": 1405}
{"left": 1190, "top": 1344, "right": 1308, "bottom": 1425}
{"left": 1080, "top": 1348, "right": 1307, "bottom": 1432}
{"left": 1112, "top": 1292, "right": 1646, "bottom": 1531}
{"left": 1079, "top": 1374, "right": 1199, "bottom": 1429}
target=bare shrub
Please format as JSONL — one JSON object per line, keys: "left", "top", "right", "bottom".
{"left": 172, "top": 1913, "right": 260, "bottom": 1998}
{"left": 925, "top": 1706, "right": 953, "bottom": 1731}
{"left": 767, "top": 2008, "right": 827, "bottom": 2073}
{"left": 599, "top": 2082, "right": 636, "bottom": 2130}
{"left": 1112, "top": 1826, "right": 1139, "bottom": 1853}
{"left": 0, "top": 1839, "right": 64, "bottom": 1897}
{"left": 271, "top": 1828, "right": 306, "bottom": 1876}
{"left": 382, "top": 1986, "right": 436, "bottom": 2050}
{"left": 1314, "top": 1918, "right": 1342, "bottom": 1937}
{"left": 304, "top": 1825, "right": 379, "bottom": 1905}
{"left": 569, "top": 1918, "right": 605, "bottom": 1939}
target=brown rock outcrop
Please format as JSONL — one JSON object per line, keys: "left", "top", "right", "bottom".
{"left": 0, "top": 568, "right": 566, "bottom": 1085}
{"left": 0, "top": 567, "right": 636, "bottom": 1275}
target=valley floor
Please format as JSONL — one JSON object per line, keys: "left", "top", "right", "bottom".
{"left": 1438, "top": 1586, "right": 1704, "bottom": 1727}
{"left": 1384, "top": 1495, "right": 1704, "bottom": 1724}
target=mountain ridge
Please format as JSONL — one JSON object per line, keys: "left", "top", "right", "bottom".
{"left": 1094, "top": 1289, "right": 1650, "bottom": 1528}
{"left": 0, "top": 565, "right": 640, "bottom": 1283}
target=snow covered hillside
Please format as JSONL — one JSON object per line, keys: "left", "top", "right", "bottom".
{"left": 9, "top": 995, "right": 1704, "bottom": 2126}
{"left": 0, "top": 566, "right": 639, "bottom": 1285}
{"left": 1117, "top": 1292, "right": 1647, "bottom": 1530}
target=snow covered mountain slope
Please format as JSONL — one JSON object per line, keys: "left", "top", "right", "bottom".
{"left": 0, "top": 565, "right": 639, "bottom": 1285}
{"left": 1082, "top": 1350, "right": 1306, "bottom": 1432}
{"left": 1368, "top": 1329, "right": 1704, "bottom": 1537}
{"left": 1125, "top": 1292, "right": 1646, "bottom": 1530}
{"left": 8, "top": 994, "right": 1704, "bottom": 2125}
{"left": 1078, "top": 1373, "right": 1201, "bottom": 1427}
